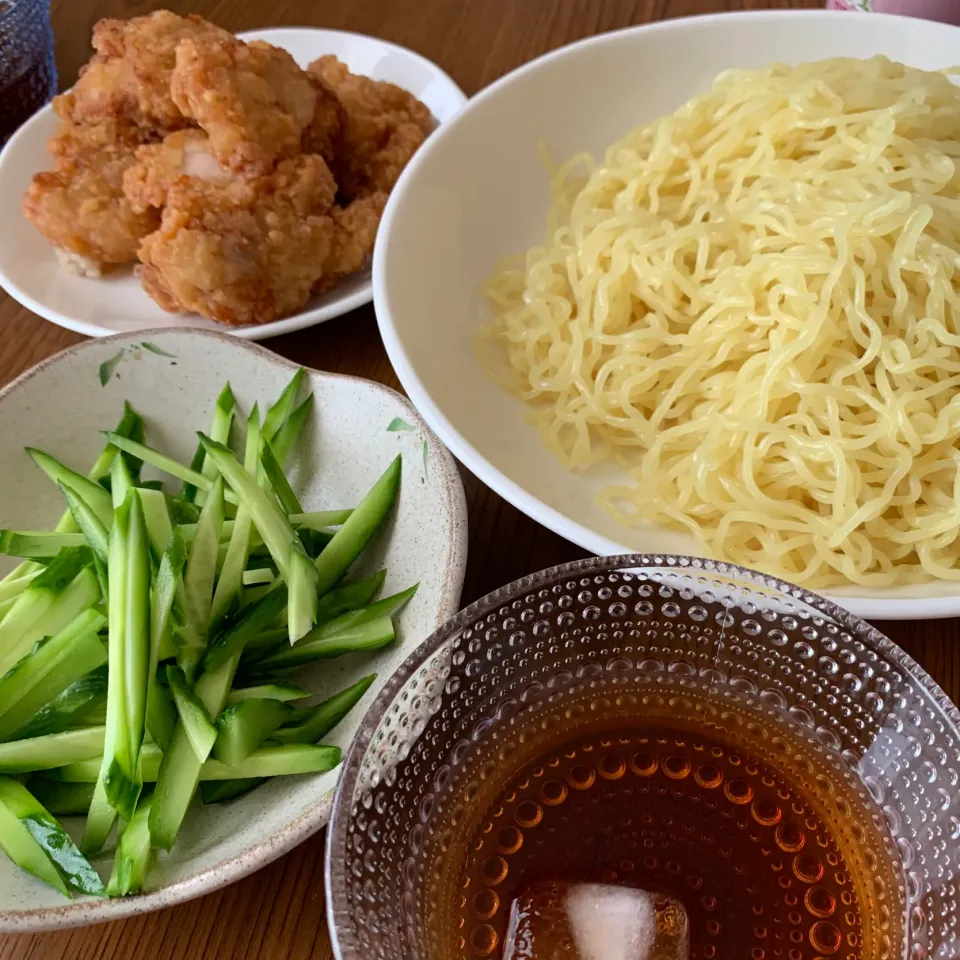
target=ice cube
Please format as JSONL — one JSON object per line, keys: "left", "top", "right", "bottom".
{"left": 502, "top": 882, "right": 689, "bottom": 960}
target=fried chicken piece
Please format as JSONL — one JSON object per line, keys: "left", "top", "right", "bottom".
{"left": 123, "top": 130, "right": 231, "bottom": 213}
{"left": 314, "top": 192, "right": 387, "bottom": 294}
{"left": 23, "top": 113, "right": 161, "bottom": 276}
{"left": 137, "top": 154, "right": 337, "bottom": 325}
{"left": 301, "top": 71, "right": 346, "bottom": 168}
{"left": 170, "top": 37, "right": 316, "bottom": 175}
{"left": 68, "top": 11, "right": 230, "bottom": 132}
{"left": 306, "top": 55, "right": 433, "bottom": 200}
{"left": 48, "top": 92, "right": 155, "bottom": 156}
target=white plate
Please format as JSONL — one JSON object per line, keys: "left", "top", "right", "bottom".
{"left": 0, "top": 328, "right": 467, "bottom": 930}
{"left": 373, "top": 9, "right": 960, "bottom": 620}
{"left": 0, "top": 28, "right": 467, "bottom": 341}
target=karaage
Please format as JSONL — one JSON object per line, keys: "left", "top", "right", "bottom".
{"left": 171, "top": 37, "right": 316, "bottom": 175}
{"left": 123, "top": 129, "right": 231, "bottom": 213}
{"left": 137, "top": 154, "right": 337, "bottom": 325}
{"left": 307, "top": 55, "right": 432, "bottom": 200}
{"left": 68, "top": 11, "right": 230, "bottom": 132}
{"left": 23, "top": 106, "right": 160, "bottom": 276}
{"left": 21, "top": 11, "right": 435, "bottom": 324}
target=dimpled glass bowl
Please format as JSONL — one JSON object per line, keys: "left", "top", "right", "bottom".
{"left": 327, "top": 555, "right": 960, "bottom": 960}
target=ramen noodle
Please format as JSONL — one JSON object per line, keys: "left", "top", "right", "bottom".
{"left": 482, "top": 57, "right": 960, "bottom": 587}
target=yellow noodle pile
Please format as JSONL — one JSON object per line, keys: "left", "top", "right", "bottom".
{"left": 482, "top": 57, "right": 960, "bottom": 587}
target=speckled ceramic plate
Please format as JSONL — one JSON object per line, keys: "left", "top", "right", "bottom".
{"left": 0, "top": 329, "right": 467, "bottom": 931}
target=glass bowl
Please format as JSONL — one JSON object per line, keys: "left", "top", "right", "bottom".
{"left": 0, "top": 0, "right": 56, "bottom": 145}
{"left": 326, "top": 555, "right": 960, "bottom": 959}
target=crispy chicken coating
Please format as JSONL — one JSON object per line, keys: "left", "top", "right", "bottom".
{"left": 314, "top": 192, "right": 387, "bottom": 294}
{"left": 22, "top": 109, "right": 160, "bottom": 276}
{"left": 122, "top": 129, "right": 231, "bottom": 213}
{"left": 307, "top": 55, "right": 432, "bottom": 200}
{"left": 171, "top": 37, "right": 316, "bottom": 175}
{"left": 67, "top": 11, "right": 230, "bottom": 132}
{"left": 137, "top": 154, "right": 337, "bottom": 325}
{"left": 21, "top": 12, "right": 433, "bottom": 321}
{"left": 300, "top": 70, "right": 346, "bottom": 168}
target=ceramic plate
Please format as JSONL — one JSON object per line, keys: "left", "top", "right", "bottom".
{"left": 0, "top": 329, "right": 467, "bottom": 931}
{"left": 0, "top": 28, "right": 467, "bottom": 341}
{"left": 373, "top": 10, "right": 960, "bottom": 620}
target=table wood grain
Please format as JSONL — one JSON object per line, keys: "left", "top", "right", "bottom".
{"left": 2, "top": 0, "right": 956, "bottom": 956}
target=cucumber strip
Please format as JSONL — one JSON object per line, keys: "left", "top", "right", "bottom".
{"left": 107, "top": 402, "right": 146, "bottom": 482}
{"left": 182, "top": 442, "right": 207, "bottom": 504}
{"left": 1, "top": 409, "right": 142, "bottom": 591}
{"left": 262, "top": 368, "right": 306, "bottom": 444}
{"left": 0, "top": 784, "right": 69, "bottom": 896}
{"left": 314, "top": 569, "right": 386, "bottom": 627}
{"left": 11, "top": 666, "right": 108, "bottom": 741}
{"left": 313, "top": 456, "right": 401, "bottom": 596}
{"left": 311, "top": 584, "right": 418, "bottom": 639}
{"left": 194, "top": 384, "right": 236, "bottom": 508}
{"left": 166, "top": 495, "right": 200, "bottom": 527}
{"left": 59, "top": 741, "right": 342, "bottom": 783}
{"left": 102, "top": 433, "right": 213, "bottom": 494}
{"left": 260, "top": 442, "right": 302, "bottom": 515}
{"left": 199, "top": 778, "right": 264, "bottom": 804}
{"left": 197, "top": 434, "right": 298, "bottom": 580}
{"left": 271, "top": 394, "right": 313, "bottom": 465}
{"left": 254, "top": 617, "right": 396, "bottom": 673}
{"left": 152, "top": 528, "right": 187, "bottom": 669}
{"left": 0, "top": 531, "right": 87, "bottom": 559}
{"left": 26, "top": 449, "right": 113, "bottom": 527}
{"left": 59, "top": 484, "right": 110, "bottom": 565}
{"left": 167, "top": 665, "right": 217, "bottom": 762}
{"left": 27, "top": 778, "right": 95, "bottom": 817}
{"left": 146, "top": 682, "right": 176, "bottom": 752}
{"left": 137, "top": 488, "right": 173, "bottom": 559}
{"left": 110, "top": 455, "right": 134, "bottom": 510}
{"left": 239, "top": 585, "right": 272, "bottom": 608}
{"left": 0, "top": 570, "right": 40, "bottom": 605}
{"left": 272, "top": 674, "right": 375, "bottom": 745}
{"left": 147, "top": 655, "right": 234, "bottom": 850}
{"left": 79, "top": 776, "right": 115, "bottom": 856}
{"left": 149, "top": 406, "right": 272, "bottom": 853}
{"left": 0, "top": 551, "right": 100, "bottom": 679}
{"left": 106, "top": 792, "right": 154, "bottom": 897}
{"left": 0, "top": 609, "right": 107, "bottom": 741}
{"left": 163, "top": 493, "right": 200, "bottom": 524}
{"left": 213, "top": 699, "right": 292, "bottom": 766}
{"left": 241, "top": 568, "right": 274, "bottom": 586}
{"left": 211, "top": 406, "right": 260, "bottom": 631}
{"left": 202, "top": 584, "right": 289, "bottom": 674}
{"left": 180, "top": 512, "right": 348, "bottom": 544}
{"left": 289, "top": 509, "right": 352, "bottom": 530}
{"left": 203, "top": 743, "right": 342, "bottom": 780}
{"left": 286, "top": 547, "right": 318, "bottom": 643}
{"left": 183, "top": 476, "right": 224, "bottom": 644}
{"left": 101, "top": 492, "right": 151, "bottom": 821}
{"left": 0, "top": 596, "right": 16, "bottom": 624}
{"left": 79, "top": 701, "right": 107, "bottom": 725}
{"left": 0, "top": 727, "right": 105, "bottom": 773}
{"left": 225, "top": 683, "right": 309, "bottom": 705}
{"left": 0, "top": 777, "right": 105, "bottom": 896}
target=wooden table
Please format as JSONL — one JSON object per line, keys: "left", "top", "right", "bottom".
{"left": 1, "top": 0, "right": 957, "bottom": 956}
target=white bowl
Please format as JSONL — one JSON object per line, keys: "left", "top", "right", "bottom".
{"left": 0, "top": 27, "right": 467, "bottom": 341}
{"left": 374, "top": 9, "right": 960, "bottom": 620}
{"left": 0, "top": 329, "right": 467, "bottom": 931}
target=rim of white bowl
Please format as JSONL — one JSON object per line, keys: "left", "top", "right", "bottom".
{"left": 373, "top": 9, "right": 960, "bottom": 623}
{"left": 0, "top": 327, "right": 468, "bottom": 932}
{"left": 0, "top": 26, "right": 468, "bottom": 342}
